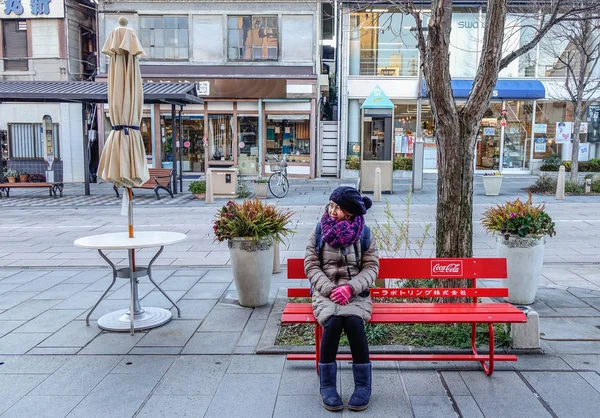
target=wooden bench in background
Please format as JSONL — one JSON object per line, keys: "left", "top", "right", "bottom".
{"left": 113, "top": 168, "right": 174, "bottom": 200}
{"left": 0, "top": 181, "right": 64, "bottom": 198}
{"left": 282, "top": 257, "right": 528, "bottom": 376}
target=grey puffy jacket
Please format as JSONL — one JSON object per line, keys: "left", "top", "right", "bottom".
{"left": 304, "top": 226, "right": 379, "bottom": 326}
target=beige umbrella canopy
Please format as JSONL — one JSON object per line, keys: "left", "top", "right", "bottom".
{"left": 97, "top": 17, "right": 149, "bottom": 188}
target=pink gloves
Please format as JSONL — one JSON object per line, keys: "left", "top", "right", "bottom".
{"left": 330, "top": 285, "right": 353, "bottom": 305}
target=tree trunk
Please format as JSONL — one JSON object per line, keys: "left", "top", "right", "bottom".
{"left": 435, "top": 122, "right": 477, "bottom": 259}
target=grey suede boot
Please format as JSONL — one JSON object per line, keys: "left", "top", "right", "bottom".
{"left": 318, "top": 362, "right": 343, "bottom": 411}
{"left": 348, "top": 362, "right": 372, "bottom": 411}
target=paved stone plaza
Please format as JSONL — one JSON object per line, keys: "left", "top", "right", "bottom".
{"left": 1, "top": 176, "right": 600, "bottom": 417}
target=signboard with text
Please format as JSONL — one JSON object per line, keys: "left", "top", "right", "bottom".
{"left": 1, "top": 0, "right": 64, "bottom": 19}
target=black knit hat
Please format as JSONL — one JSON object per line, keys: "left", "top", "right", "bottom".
{"left": 329, "top": 186, "right": 373, "bottom": 216}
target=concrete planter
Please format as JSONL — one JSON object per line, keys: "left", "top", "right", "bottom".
{"left": 497, "top": 235, "right": 545, "bottom": 305}
{"left": 482, "top": 176, "right": 503, "bottom": 196}
{"left": 228, "top": 237, "right": 274, "bottom": 307}
{"left": 393, "top": 170, "right": 412, "bottom": 179}
{"left": 342, "top": 169, "right": 359, "bottom": 179}
{"left": 254, "top": 182, "right": 268, "bottom": 198}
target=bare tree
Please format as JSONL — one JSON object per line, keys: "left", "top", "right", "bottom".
{"left": 355, "top": 0, "right": 600, "bottom": 259}
{"left": 542, "top": 15, "right": 600, "bottom": 181}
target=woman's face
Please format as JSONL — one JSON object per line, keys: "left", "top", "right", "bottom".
{"left": 327, "top": 201, "right": 352, "bottom": 221}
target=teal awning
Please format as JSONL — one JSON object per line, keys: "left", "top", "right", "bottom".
{"left": 361, "top": 85, "right": 394, "bottom": 109}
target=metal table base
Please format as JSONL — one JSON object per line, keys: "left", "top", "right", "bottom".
{"left": 87, "top": 246, "right": 181, "bottom": 335}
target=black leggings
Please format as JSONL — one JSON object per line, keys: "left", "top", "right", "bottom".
{"left": 320, "top": 315, "right": 370, "bottom": 364}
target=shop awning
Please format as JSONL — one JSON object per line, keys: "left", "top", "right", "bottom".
{"left": 362, "top": 85, "right": 394, "bottom": 109}
{"left": 421, "top": 79, "right": 545, "bottom": 100}
{"left": 0, "top": 81, "right": 204, "bottom": 105}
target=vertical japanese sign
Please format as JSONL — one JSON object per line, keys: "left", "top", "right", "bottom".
{"left": 42, "top": 115, "right": 54, "bottom": 168}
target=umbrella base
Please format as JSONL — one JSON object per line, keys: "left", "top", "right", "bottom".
{"left": 97, "top": 307, "right": 172, "bottom": 331}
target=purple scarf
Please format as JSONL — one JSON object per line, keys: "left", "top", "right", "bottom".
{"left": 320, "top": 211, "right": 364, "bottom": 249}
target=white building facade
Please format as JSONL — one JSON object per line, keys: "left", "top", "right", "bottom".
{"left": 337, "top": 1, "right": 600, "bottom": 177}
{"left": 0, "top": 0, "right": 97, "bottom": 183}
{"left": 97, "top": 0, "right": 322, "bottom": 178}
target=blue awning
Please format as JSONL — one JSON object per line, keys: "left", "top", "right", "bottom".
{"left": 421, "top": 79, "right": 545, "bottom": 100}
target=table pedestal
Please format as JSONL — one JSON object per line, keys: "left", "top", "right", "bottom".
{"left": 88, "top": 248, "right": 181, "bottom": 334}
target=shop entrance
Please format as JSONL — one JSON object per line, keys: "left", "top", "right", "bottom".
{"left": 161, "top": 116, "right": 205, "bottom": 172}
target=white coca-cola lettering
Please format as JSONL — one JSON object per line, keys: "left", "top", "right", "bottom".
{"left": 432, "top": 263, "right": 460, "bottom": 273}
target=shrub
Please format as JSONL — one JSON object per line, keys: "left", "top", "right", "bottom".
{"left": 213, "top": 199, "right": 294, "bottom": 243}
{"left": 528, "top": 175, "right": 556, "bottom": 194}
{"left": 565, "top": 180, "right": 584, "bottom": 195}
{"left": 393, "top": 155, "right": 412, "bottom": 171}
{"left": 592, "top": 180, "right": 600, "bottom": 193}
{"left": 542, "top": 154, "right": 561, "bottom": 166}
{"left": 346, "top": 156, "right": 360, "bottom": 170}
{"left": 481, "top": 192, "right": 556, "bottom": 238}
{"left": 188, "top": 180, "right": 206, "bottom": 194}
{"left": 5, "top": 168, "right": 18, "bottom": 178}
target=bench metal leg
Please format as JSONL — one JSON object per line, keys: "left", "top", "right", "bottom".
{"left": 86, "top": 250, "right": 118, "bottom": 326}
{"left": 471, "top": 322, "right": 495, "bottom": 376}
{"left": 154, "top": 185, "right": 174, "bottom": 200}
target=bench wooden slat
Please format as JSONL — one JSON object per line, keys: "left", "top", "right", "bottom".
{"left": 0, "top": 182, "right": 56, "bottom": 188}
{"left": 283, "top": 303, "right": 525, "bottom": 315}
{"left": 287, "top": 258, "right": 508, "bottom": 280}
{"left": 287, "top": 287, "right": 508, "bottom": 298}
{"left": 287, "top": 354, "right": 519, "bottom": 362}
{"left": 282, "top": 312, "right": 527, "bottom": 324}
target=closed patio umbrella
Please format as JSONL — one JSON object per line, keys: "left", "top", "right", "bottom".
{"left": 98, "top": 17, "right": 149, "bottom": 238}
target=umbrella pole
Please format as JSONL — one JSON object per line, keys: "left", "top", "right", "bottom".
{"left": 127, "top": 187, "right": 136, "bottom": 270}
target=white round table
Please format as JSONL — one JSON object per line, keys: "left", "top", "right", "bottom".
{"left": 74, "top": 231, "right": 186, "bottom": 334}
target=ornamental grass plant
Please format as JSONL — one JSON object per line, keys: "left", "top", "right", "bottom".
{"left": 213, "top": 198, "right": 294, "bottom": 244}
{"left": 481, "top": 192, "right": 556, "bottom": 239}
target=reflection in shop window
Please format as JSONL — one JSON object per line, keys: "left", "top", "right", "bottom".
{"left": 349, "top": 11, "right": 423, "bottom": 76}
{"left": 209, "top": 115, "right": 234, "bottom": 162}
{"left": 238, "top": 116, "right": 259, "bottom": 175}
{"left": 475, "top": 104, "right": 503, "bottom": 170}
{"left": 140, "top": 117, "right": 152, "bottom": 166}
{"left": 500, "top": 15, "right": 537, "bottom": 78}
{"left": 160, "top": 116, "right": 205, "bottom": 171}
{"left": 266, "top": 116, "right": 311, "bottom": 164}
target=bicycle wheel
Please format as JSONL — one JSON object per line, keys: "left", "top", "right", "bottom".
{"left": 268, "top": 172, "right": 289, "bottom": 198}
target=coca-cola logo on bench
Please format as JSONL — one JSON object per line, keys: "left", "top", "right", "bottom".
{"left": 430, "top": 260, "right": 463, "bottom": 277}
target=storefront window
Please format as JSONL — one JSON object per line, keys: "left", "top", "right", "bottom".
{"left": 503, "top": 100, "right": 534, "bottom": 169}
{"left": 349, "top": 11, "right": 423, "bottom": 76}
{"left": 450, "top": 10, "right": 481, "bottom": 78}
{"left": 500, "top": 15, "right": 537, "bottom": 78}
{"left": 238, "top": 116, "right": 259, "bottom": 175}
{"left": 160, "top": 116, "right": 205, "bottom": 172}
{"left": 475, "top": 104, "right": 503, "bottom": 170}
{"left": 393, "top": 103, "right": 435, "bottom": 161}
{"left": 266, "top": 116, "right": 311, "bottom": 164}
{"left": 209, "top": 115, "right": 234, "bottom": 162}
{"left": 538, "top": 24, "right": 571, "bottom": 78}
{"left": 140, "top": 117, "right": 152, "bottom": 166}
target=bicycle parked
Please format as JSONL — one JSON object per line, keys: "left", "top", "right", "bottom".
{"left": 266, "top": 154, "right": 289, "bottom": 198}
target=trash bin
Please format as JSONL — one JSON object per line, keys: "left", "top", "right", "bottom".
{"left": 209, "top": 168, "right": 237, "bottom": 196}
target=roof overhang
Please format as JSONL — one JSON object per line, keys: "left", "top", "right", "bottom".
{"left": 0, "top": 81, "right": 204, "bottom": 105}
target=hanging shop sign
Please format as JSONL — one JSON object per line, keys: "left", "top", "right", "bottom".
{"left": 1, "top": 0, "right": 65, "bottom": 19}
{"left": 533, "top": 124, "right": 547, "bottom": 134}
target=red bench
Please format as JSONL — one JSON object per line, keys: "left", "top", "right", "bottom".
{"left": 281, "top": 257, "right": 527, "bottom": 376}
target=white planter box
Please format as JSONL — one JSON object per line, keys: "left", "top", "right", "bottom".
{"left": 342, "top": 169, "right": 359, "bottom": 179}
{"left": 482, "top": 176, "right": 503, "bottom": 195}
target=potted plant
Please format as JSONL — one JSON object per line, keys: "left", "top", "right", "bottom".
{"left": 19, "top": 171, "right": 28, "bottom": 183}
{"left": 188, "top": 180, "right": 206, "bottom": 199}
{"left": 29, "top": 173, "right": 46, "bottom": 183}
{"left": 213, "top": 199, "right": 294, "bottom": 307}
{"left": 482, "top": 171, "right": 502, "bottom": 196}
{"left": 5, "top": 168, "right": 18, "bottom": 183}
{"left": 481, "top": 193, "right": 556, "bottom": 304}
{"left": 254, "top": 177, "right": 269, "bottom": 198}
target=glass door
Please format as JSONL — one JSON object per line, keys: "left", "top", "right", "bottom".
{"left": 502, "top": 100, "right": 534, "bottom": 171}
{"left": 476, "top": 104, "right": 503, "bottom": 171}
